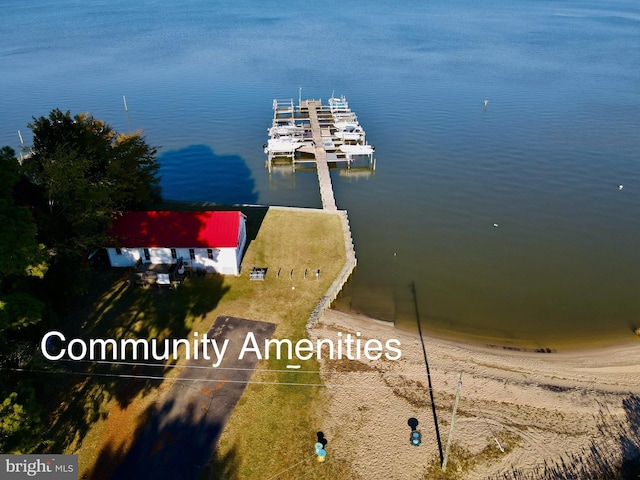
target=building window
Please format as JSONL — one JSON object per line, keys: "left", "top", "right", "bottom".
{"left": 207, "top": 249, "right": 214, "bottom": 260}
{"left": 171, "top": 248, "right": 177, "bottom": 259}
{"left": 189, "top": 249, "right": 196, "bottom": 260}
{"left": 144, "top": 248, "right": 150, "bottom": 261}
{"left": 115, "top": 247, "right": 122, "bottom": 255}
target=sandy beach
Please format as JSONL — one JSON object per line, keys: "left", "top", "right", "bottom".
{"left": 310, "top": 309, "right": 640, "bottom": 479}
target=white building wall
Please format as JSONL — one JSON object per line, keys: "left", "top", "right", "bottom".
{"left": 104, "top": 246, "right": 241, "bottom": 275}
{"left": 217, "top": 248, "right": 240, "bottom": 275}
{"left": 236, "top": 218, "right": 247, "bottom": 271}
{"left": 183, "top": 248, "right": 237, "bottom": 275}
{"left": 146, "top": 248, "right": 173, "bottom": 264}
{"left": 106, "top": 247, "right": 140, "bottom": 267}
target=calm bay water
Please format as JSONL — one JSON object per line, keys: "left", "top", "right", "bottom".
{"left": 1, "top": 0, "right": 639, "bottom": 347}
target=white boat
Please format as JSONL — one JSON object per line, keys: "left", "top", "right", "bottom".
{"left": 264, "top": 137, "right": 305, "bottom": 155}
{"left": 333, "top": 112, "right": 358, "bottom": 124}
{"left": 334, "top": 123, "right": 365, "bottom": 141}
{"left": 339, "top": 144, "right": 375, "bottom": 157}
{"left": 328, "top": 95, "right": 349, "bottom": 113}
{"left": 268, "top": 122, "right": 304, "bottom": 138}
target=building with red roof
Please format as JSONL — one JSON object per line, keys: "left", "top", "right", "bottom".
{"left": 105, "top": 211, "right": 247, "bottom": 275}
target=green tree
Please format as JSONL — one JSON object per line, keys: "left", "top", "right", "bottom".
{"left": 0, "top": 147, "right": 45, "bottom": 333}
{"left": 0, "top": 146, "right": 20, "bottom": 195}
{"left": 107, "top": 131, "right": 162, "bottom": 210}
{"left": 0, "top": 387, "right": 44, "bottom": 453}
{"left": 0, "top": 148, "right": 46, "bottom": 453}
{"left": 23, "top": 109, "right": 161, "bottom": 257}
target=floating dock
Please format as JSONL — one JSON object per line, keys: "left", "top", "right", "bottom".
{"left": 264, "top": 96, "right": 376, "bottom": 211}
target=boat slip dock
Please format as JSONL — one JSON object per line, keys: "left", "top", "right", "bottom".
{"left": 264, "top": 96, "right": 376, "bottom": 211}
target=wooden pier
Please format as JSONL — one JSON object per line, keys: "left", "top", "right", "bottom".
{"left": 264, "top": 96, "right": 375, "bottom": 211}
{"left": 263, "top": 97, "right": 364, "bottom": 325}
{"left": 306, "top": 100, "right": 337, "bottom": 211}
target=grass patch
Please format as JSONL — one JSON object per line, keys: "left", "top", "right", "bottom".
{"left": 477, "top": 431, "right": 521, "bottom": 461}
{"left": 421, "top": 432, "right": 521, "bottom": 480}
{"left": 40, "top": 207, "right": 353, "bottom": 479}
{"left": 423, "top": 444, "right": 476, "bottom": 480}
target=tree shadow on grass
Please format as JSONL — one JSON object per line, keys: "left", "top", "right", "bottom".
{"left": 41, "top": 269, "right": 230, "bottom": 455}
{"left": 198, "top": 445, "right": 241, "bottom": 480}
{"left": 81, "top": 315, "right": 274, "bottom": 479}
{"left": 36, "top": 204, "right": 270, "bottom": 460}
{"left": 82, "top": 397, "right": 241, "bottom": 480}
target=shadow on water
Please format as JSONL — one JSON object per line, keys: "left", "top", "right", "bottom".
{"left": 410, "top": 281, "right": 444, "bottom": 466}
{"left": 158, "top": 145, "right": 258, "bottom": 205}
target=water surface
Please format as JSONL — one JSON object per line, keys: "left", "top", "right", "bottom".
{"left": 1, "top": 0, "right": 639, "bottom": 347}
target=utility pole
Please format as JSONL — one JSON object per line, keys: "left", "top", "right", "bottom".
{"left": 442, "top": 372, "right": 464, "bottom": 471}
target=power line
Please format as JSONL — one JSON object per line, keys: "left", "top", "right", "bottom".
{"left": 55, "top": 358, "right": 324, "bottom": 375}
{"left": 266, "top": 453, "right": 316, "bottom": 480}
{"left": 1, "top": 367, "right": 424, "bottom": 391}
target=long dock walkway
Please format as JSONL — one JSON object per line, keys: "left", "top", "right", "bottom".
{"left": 306, "top": 100, "right": 337, "bottom": 211}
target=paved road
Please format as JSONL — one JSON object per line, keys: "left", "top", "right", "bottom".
{"left": 113, "top": 316, "right": 276, "bottom": 479}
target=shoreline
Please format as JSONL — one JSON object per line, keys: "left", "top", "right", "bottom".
{"left": 312, "top": 308, "right": 640, "bottom": 479}
{"left": 332, "top": 305, "right": 640, "bottom": 354}
{"left": 325, "top": 307, "right": 640, "bottom": 373}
